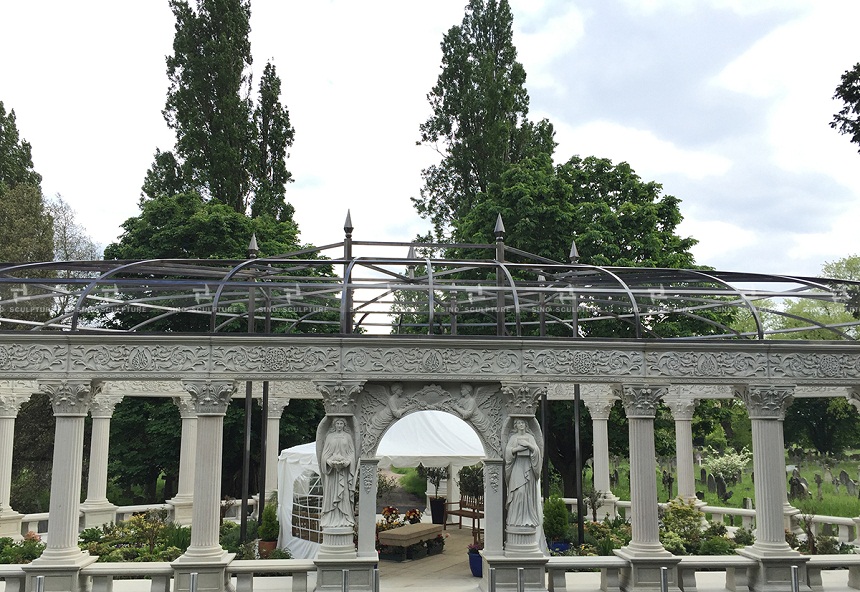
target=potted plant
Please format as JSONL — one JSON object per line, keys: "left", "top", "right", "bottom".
{"left": 543, "top": 496, "right": 572, "bottom": 553}
{"left": 257, "top": 502, "right": 280, "bottom": 558}
{"left": 457, "top": 463, "right": 484, "bottom": 498}
{"left": 467, "top": 541, "right": 483, "bottom": 577}
{"left": 417, "top": 464, "right": 449, "bottom": 524}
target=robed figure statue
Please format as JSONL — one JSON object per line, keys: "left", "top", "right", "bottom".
{"left": 504, "top": 418, "right": 542, "bottom": 528}
{"left": 319, "top": 417, "right": 357, "bottom": 528}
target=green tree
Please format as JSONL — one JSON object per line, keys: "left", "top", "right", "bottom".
{"left": 415, "top": 0, "right": 555, "bottom": 240}
{"left": 0, "top": 101, "right": 42, "bottom": 190}
{"left": 0, "top": 183, "right": 53, "bottom": 263}
{"left": 251, "top": 62, "right": 295, "bottom": 222}
{"left": 831, "top": 62, "right": 860, "bottom": 153}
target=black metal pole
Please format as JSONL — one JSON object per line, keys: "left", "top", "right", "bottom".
{"left": 258, "top": 282, "right": 272, "bottom": 525}
{"left": 240, "top": 280, "right": 255, "bottom": 542}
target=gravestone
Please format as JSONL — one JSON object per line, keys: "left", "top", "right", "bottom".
{"left": 848, "top": 480, "right": 858, "bottom": 497}
{"left": 840, "top": 470, "right": 851, "bottom": 486}
{"left": 743, "top": 497, "right": 754, "bottom": 510}
{"left": 788, "top": 475, "right": 807, "bottom": 501}
{"left": 824, "top": 467, "right": 834, "bottom": 483}
{"left": 834, "top": 479, "right": 841, "bottom": 494}
{"left": 696, "top": 491, "right": 705, "bottom": 501}
{"left": 716, "top": 476, "right": 727, "bottom": 500}
{"left": 695, "top": 450, "right": 703, "bottom": 466}
{"left": 814, "top": 473, "right": 823, "bottom": 501}
{"left": 700, "top": 468, "right": 707, "bottom": 483}
{"left": 707, "top": 473, "right": 717, "bottom": 493}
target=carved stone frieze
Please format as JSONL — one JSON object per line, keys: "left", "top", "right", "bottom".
{"left": 0, "top": 380, "right": 37, "bottom": 394}
{"left": 267, "top": 397, "right": 291, "bottom": 416}
{"left": 342, "top": 347, "right": 520, "bottom": 377}
{"left": 316, "top": 380, "right": 363, "bottom": 416}
{"left": 103, "top": 380, "right": 185, "bottom": 396}
{"left": 769, "top": 353, "right": 860, "bottom": 379}
{"left": 618, "top": 384, "right": 668, "bottom": 419}
{"left": 524, "top": 349, "right": 643, "bottom": 377}
{"left": 70, "top": 345, "right": 208, "bottom": 374}
{"left": 0, "top": 394, "right": 30, "bottom": 418}
{"left": 212, "top": 346, "right": 337, "bottom": 374}
{"left": 487, "top": 464, "right": 500, "bottom": 494}
{"left": 0, "top": 344, "right": 67, "bottom": 374}
{"left": 361, "top": 462, "right": 375, "bottom": 494}
{"left": 646, "top": 351, "right": 765, "bottom": 378}
{"left": 40, "top": 380, "right": 95, "bottom": 416}
{"left": 90, "top": 395, "right": 124, "bottom": 419}
{"left": 734, "top": 384, "right": 794, "bottom": 420}
{"left": 182, "top": 380, "right": 236, "bottom": 415}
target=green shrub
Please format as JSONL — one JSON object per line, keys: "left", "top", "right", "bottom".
{"left": 258, "top": 503, "right": 280, "bottom": 542}
{"left": 268, "top": 547, "right": 292, "bottom": 559}
{"left": 815, "top": 536, "right": 841, "bottom": 555}
{"left": 543, "top": 497, "right": 571, "bottom": 542}
{"left": 398, "top": 468, "right": 427, "bottom": 497}
{"left": 660, "top": 531, "right": 687, "bottom": 555}
{"left": 702, "top": 521, "right": 728, "bottom": 538}
{"left": 0, "top": 538, "right": 45, "bottom": 564}
{"left": 660, "top": 499, "right": 704, "bottom": 545}
{"left": 457, "top": 463, "right": 484, "bottom": 498}
{"left": 698, "top": 536, "right": 736, "bottom": 555}
{"left": 733, "top": 527, "right": 755, "bottom": 546}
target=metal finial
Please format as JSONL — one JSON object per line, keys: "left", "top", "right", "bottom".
{"left": 248, "top": 233, "right": 259, "bottom": 259}
{"left": 569, "top": 237, "right": 579, "bottom": 263}
{"left": 494, "top": 213, "right": 505, "bottom": 240}
{"left": 407, "top": 245, "right": 416, "bottom": 260}
{"left": 344, "top": 210, "right": 353, "bottom": 235}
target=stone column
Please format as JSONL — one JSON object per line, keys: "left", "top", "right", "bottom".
{"left": 665, "top": 392, "right": 698, "bottom": 504}
{"left": 24, "top": 381, "right": 97, "bottom": 592}
{"left": 584, "top": 395, "right": 618, "bottom": 517}
{"left": 616, "top": 384, "right": 680, "bottom": 592}
{"left": 264, "top": 397, "right": 290, "bottom": 502}
{"left": 169, "top": 395, "right": 197, "bottom": 526}
{"left": 0, "top": 393, "right": 30, "bottom": 540}
{"left": 735, "top": 384, "right": 808, "bottom": 592}
{"left": 80, "top": 394, "right": 123, "bottom": 528}
{"left": 357, "top": 458, "right": 379, "bottom": 558}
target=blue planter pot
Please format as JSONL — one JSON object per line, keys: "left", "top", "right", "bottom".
{"left": 550, "top": 541, "right": 571, "bottom": 553}
{"left": 468, "top": 552, "right": 482, "bottom": 577}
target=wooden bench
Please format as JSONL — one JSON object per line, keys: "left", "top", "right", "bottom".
{"left": 377, "top": 523, "right": 443, "bottom": 548}
{"left": 444, "top": 495, "right": 484, "bottom": 535}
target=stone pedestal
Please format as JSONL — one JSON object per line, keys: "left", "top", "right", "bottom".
{"left": 78, "top": 500, "right": 119, "bottom": 530}
{"left": 481, "top": 553, "right": 549, "bottom": 592}
{"left": 504, "top": 526, "right": 543, "bottom": 557}
{"left": 171, "top": 554, "right": 234, "bottom": 592}
{"left": 615, "top": 548, "right": 681, "bottom": 592}
{"left": 737, "top": 547, "right": 810, "bottom": 592}
{"left": 314, "top": 557, "right": 378, "bottom": 591}
{"left": 0, "top": 510, "right": 23, "bottom": 540}
{"left": 22, "top": 556, "right": 99, "bottom": 592}
{"left": 319, "top": 526, "right": 357, "bottom": 559}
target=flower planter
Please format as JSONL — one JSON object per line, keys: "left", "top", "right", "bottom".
{"left": 468, "top": 552, "right": 482, "bottom": 577}
{"left": 550, "top": 541, "right": 571, "bottom": 554}
{"left": 378, "top": 546, "right": 407, "bottom": 562}
{"left": 408, "top": 544, "right": 428, "bottom": 560}
{"left": 429, "top": 498, "right": 446, "bottom": 525}
{"left": 257, "top": 540, "right": 277, "bottom": 559}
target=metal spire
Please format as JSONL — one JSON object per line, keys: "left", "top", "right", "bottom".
{"left": 248, "top": 233, "right": 259, "bottom": 259}
{"left": 494, "top": 213, "right": 506, "bottom": 239}
{"left": 569, "top": 237, "right": 580, "bottom": 263}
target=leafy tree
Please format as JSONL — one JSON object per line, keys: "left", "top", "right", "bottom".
{"left": 415, "top": 0, "right": 554, "bottom": 240}
{"left": 831, "top": 62, "right": 860, "bottom": 153}
{"left": 0, "top": 183, "right": 53, "bottom": 263}
{"left": 0, "top": 101, "right": 42, "bottom": 190}
{"left": 251, "top": 62, "right": 295, "bottom": 222}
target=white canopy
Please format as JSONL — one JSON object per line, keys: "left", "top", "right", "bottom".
{"left": 276, "top": 410, "right": 485, "bottom": 558}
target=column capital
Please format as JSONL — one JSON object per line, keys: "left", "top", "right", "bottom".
{"left": 500, "top": 382, "right": 547, "bottom": 416}
{"left": 90, "top": 394, "right": 124, "bottom": 419}
{"left": 267, "top": 396, "right": 291, "bottom": 416}
{"left": 734, "top": 384, "right": 795, "bottom": 419}
{"left": 172, "top": 395, "right": 197, "bottom": 418}
{"left": 315, "top": 380, "right": 364, "bottom": 415}
{"left": 664, "top": 397, "right": 697, "bottom": 421}
{"left": 0, "top": 394, "right": 30, "bottom": 418}
{"left": 39, "top": 380, "right": 96, "bottom": 417}
{"left": 617, "top": 384, "right": 668, "bottom": 419}
{"left": 181, "top": 380, "right": 236, "bottom": 415}
{"left": 583, "top": 396, "right": 616, "bottom": 420}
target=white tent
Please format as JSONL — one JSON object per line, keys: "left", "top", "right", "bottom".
{"left": 277, "top": 410, "right": 485, "bottom": 558}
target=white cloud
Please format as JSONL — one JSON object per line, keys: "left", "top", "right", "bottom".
{"left": 551, "top": 119, "right": 733, "bottom": 180}
{"left": 514, "top": 5, "right": 586, "bottom": 90}
{"left": 677, "top": 219, "right": 757, "bottom": 268}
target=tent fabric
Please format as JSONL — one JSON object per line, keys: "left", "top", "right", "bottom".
{"left": 277, "top": 410, "right": 485, "bottom": 558}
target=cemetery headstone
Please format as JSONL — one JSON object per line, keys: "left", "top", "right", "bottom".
{"left": 814, "top": 473, "right": 823, "bottom": 501}
{"left": 743, "top": 497, "right": 754, "bottom": 510}
{"left": 848, "top": 480, "right": 858, "bottom": 498}
{"left": 700, "top": 468, "right": 707, "bottom": 483}
{"left": 840, "top": 470, "right": 851, "bottom": 486}
{"left": 707, "top": 473, "right": 717, "bottom": 493}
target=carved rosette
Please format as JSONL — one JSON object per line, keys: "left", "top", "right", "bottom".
{"left": 619, "top": 384, "right": 668, "bottom": 419}
{"left": 316, "top": 380, "right": 364, "bottom": 416}
{"left": 0, "top": 394, "right": 30, "bottom": 418}
{"left": 40, "top": 380, "right": 95, "bottom": 416}
{"left": 182, "top": 380, "right": 236, "bottom": 415}
{"left": 267, "top": 397, "right": 291, "bottom": 417}
{"left": 664, "top": 397, "right": 698, "bottom": 421}
{"left": 734, "top": 384, "right": 795, "bottom": 420}
{"left": 172, "top": 395, "right": 196, "bottom": 418}
{"left": 583, "top": 397, "right": 616, "bottom": 420}
{"left": 501, "top": 382, "right": 547, "bottom": 417}
{"left": 90, "top": 394, "right": 124, "bottom": 419}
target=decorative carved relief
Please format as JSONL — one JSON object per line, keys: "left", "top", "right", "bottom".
{"left": 0, "top": 394, "right": 30, "bottom": 418}
{"left": 361, "top": 463, "right": 375, "bottom": 494}
{"left": 267, "top": 397, "right": 291, "bottom": 416}
{"left": 619, "top": 384, "right": 668, "bottom": 419}
{"left": 487, "top": 464, "right": 501, "bottom": 493}
{"left": 40, "top": 380, "right": 94, "bottom": 416}
{"left": 769, "top": 353, "right": 860, "bottom": 379}
{"left": 524, "top": 349, "right": 643, "bottom": 376}
{"left": 71, "top": 345, "right": 208, "bottom": 373}
{"left": 501, "top": 383, "right": 546, "bottom": 416}
{"left": 583, "top": 397, "right": 615, "bottom": 420}
{"left": 182, "top": 380, "right": 236, "bottom": 415}
{"left": 316, "top": 380, "right": 363, "bottom": 416}
{"left": 104, "top": 381, "right": 185, "bottom": 395}
{"left": 172, "top": 395, "right": 196, "bottom": 418}
{"left": 646, "top": 351, "right": 765, "bottom": 378}
{"left": 90, "top": 395, "right": 124, "bottom": 419}
{"left": 212, "top": 346, "right": 337, "bottom": 373}
{"left": 663, "top": 397, "right": 698, "bottom": 421}
{"left": 0, "top": 344, "right": 67, "bottom": 373}
{"left": 342, "top": 347, "right": 520, "bottom": 376}
{"left": 734, "top": 385, "right": 795, "bottom": 420}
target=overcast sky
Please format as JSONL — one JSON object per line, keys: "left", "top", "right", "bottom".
{"left": 1, "top": 0, "right": 858, "bottom": 277}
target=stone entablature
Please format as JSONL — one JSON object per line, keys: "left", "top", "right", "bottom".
{"left": 3, "top": 335, "right": 860, "bottom": 386}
